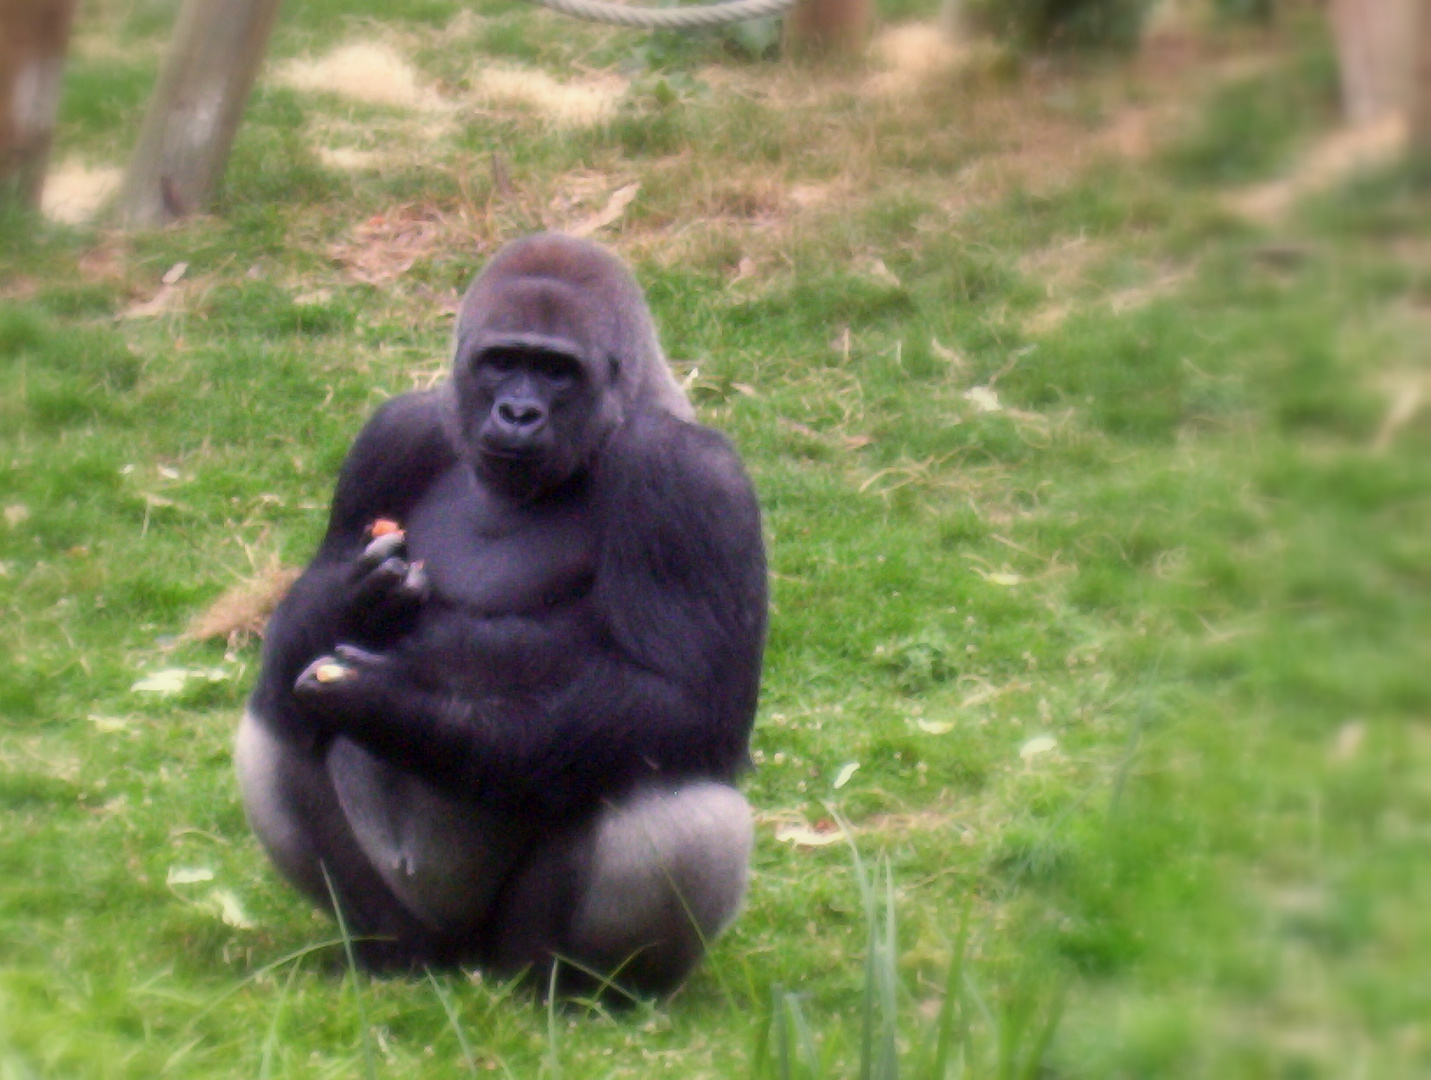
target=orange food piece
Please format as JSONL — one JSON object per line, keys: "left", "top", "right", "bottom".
{"left": 370, "top": 518, "right": 402, "bottom": 538}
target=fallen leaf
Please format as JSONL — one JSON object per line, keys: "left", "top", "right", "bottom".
{"left": 1331, "top": 721, "right": 1366, "bottom": 763}
{"left": 167, "top": 866, "right": 215, "bottom": 886}
{"left": 88, "top": 715, "right": 130, "bottom": 734}
{"left": 1019, "top": 734, "right": 1058, "bottom": 760}
{"left": 963, "top": 386, "right": 1002, "bottom": 413}
{"left": 916, "top": 718, "right": 955, "bottom": 735}
{"left": 3, "top": 505, "right": 29, "bottom": 528}
{"left": 833, "top": 762, "right": 860, "bottom": 789}
{"left": 1372, "top": 373, "right": 1426, "bottom": 454}
{"left": 131, "top": 669, "right": 191, "bottom": 695}
{"left": 209, "top": 889, "right": 255, "bottom": 930}
{"left": 122, "top": 283, "right": 184, "bottom": 319}
{"left": 161, "top": 261, "right": 189, "bottom": 286}
{"left": 981, "top": 571, "right": 1023, "bottom": 586}
{"left": 775, "top": 824, "right": 844, "bottom": 847}
{"left": 568, "top": 182, "right": 640, "bottom": 238}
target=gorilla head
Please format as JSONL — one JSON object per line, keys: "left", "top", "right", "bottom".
{"left": 447, "top": 234, "right": 693, "bottom": 499}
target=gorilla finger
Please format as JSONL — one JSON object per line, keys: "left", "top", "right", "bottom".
{"left": 334, "top": 643, "right": 390, "bottom": 668}
{"left": 353, "top": 556, "right": 410, "bottom": 607}
{"left": 358, "top": 530, "right": 407, "bottom": 569}
{"left": 294, "top": 655, "right": 355, "bottom": 694}
{"left": 402, "top": 560, "right": 429, "bottom": 601}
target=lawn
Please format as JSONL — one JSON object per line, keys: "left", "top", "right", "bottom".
{"left": 2, "top": 1, "right": 1429, "bottom": 1076}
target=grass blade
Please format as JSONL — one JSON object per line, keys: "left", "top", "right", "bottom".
{"left": 785, "top": 992, "right": 821, "bottom": 1080}
{"left": 426, "top": 968, "right": 480, "bottom": 1076}
{"left": 1014, "top": 983, "right": 1067, "bottom": 1080}
{"left": 257, "top": 953, "right": 303, "bottom": 1080}
{"left": 544, "top": 960, "right": 562, "bottom": 1080}
{"left": 876, "top": 857, "right": 899, "bottom": 1080}
{"left": 320, "top": 863, "right": 376, "bottom": 1080}
{"left": 923, "top": 901, "right": 970, "bottom": 1080}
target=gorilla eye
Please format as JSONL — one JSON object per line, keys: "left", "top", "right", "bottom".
{"left": 480, "top": 350, "right": 522, "bottom": 374}
{"left": 530, "top": 351, "right": 582, "bottom": 386}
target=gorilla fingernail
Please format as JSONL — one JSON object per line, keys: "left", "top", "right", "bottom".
{"left": 314, "top": 663, "right": 350, "bottom": 683}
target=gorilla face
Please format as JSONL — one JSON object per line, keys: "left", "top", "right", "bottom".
{"left": 453, "top": 333, "right": 621, "bottom": 500}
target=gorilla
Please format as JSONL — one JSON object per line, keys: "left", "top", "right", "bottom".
{"left": 235, "top": 233, "right": 766, "bottom": 996}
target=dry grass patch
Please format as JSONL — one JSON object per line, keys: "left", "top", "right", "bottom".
{"left": 188, "top": 563, "right": 302, "bottom": 644}
{"left": 274, "top": 41, "right": 449, "bottom": 112}
{"left": 40, "top": 160, "right": 122, "bottom": 224}
{"left": 328, "top": 203, "right": 487, "bottom": 285}
{"left": 467, "top": 64, "right": 626, "bottom": 127}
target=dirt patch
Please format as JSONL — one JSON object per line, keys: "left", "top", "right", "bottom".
{"left": 1093, "top": 104, "right": 1160, "bottom": 160}
{"left": 40, "top": 161, "right": 121, "bottom": 224}
{"left": 865, "top": 23, "right": 972, "bottom": 99}
{"left": 468, "top": 65, "right": 626, "bottom": 127}
{"left": 1227, "top": 113, "right": 1407, "bottom": 222}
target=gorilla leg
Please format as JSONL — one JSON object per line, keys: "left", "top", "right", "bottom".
{"left": 489, "top": 782, "right": 754, "bottom": 997}
{"left": 235, "top": 710, "right": 468, "bottom": 969}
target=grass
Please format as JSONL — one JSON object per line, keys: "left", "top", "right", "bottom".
{"left": 4, "top": 1, "right": 1431, "bottom": 1077}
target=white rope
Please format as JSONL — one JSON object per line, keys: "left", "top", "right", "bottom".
{"left": 525, "top": 0, "right": 798, "bottom": 29}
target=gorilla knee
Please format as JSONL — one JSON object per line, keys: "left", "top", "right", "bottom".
{"left": 568, "top": 782, "right": 753, "bottom": 995}
{"left": 235, "top": 709, "right": 329, "bottom": 904}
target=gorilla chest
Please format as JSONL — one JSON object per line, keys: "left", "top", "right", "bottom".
{"left": 402, "top": 467, "right": 597, "bottom": 617}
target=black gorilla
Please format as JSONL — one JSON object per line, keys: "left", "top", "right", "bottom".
{"left": 236, "top": 234, "right": 766, "bottom": 995}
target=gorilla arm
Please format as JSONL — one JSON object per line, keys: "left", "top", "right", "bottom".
{"left": 295, "top": 414, "right": 768, "bottom": 822}
{"left": 249, "top": 391, "right": 454, "bottom": 745}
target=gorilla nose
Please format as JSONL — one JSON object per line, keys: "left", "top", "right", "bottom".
{"left": 496, "top": 400, "right": 546, "bottom": 431}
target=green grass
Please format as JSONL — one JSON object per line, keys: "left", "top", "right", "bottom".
{"left": 4, "top": 3, "right": 1431, "bottom": 1077}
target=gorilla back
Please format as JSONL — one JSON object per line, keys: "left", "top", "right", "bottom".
{"left": 238, "top": 234, "right": 766, "bottom": 995}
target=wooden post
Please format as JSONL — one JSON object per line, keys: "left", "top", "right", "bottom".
{"left": 116, "top": 0, "right": 283, "bottom": 227}
{"left": 0, "top": 0, "right": 79, "bottom": 209}
{"left": 1329, "top": 0, "right": 1414, "bottom": 125}
{"left": 783, "top": 0, "right": 873, "bottom": 57}
{"left": 1412, "top": 0, "right": 1431, "bottom": 171}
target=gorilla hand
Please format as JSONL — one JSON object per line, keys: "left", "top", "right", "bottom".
{"left": 295, "top": 644, "right": 390, "bottom": 702}
{"left": 347, "top": 525, "right": 428, "bottom": 634}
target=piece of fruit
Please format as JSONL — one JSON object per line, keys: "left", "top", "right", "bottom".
{"left": 370, "top": 518, "right": 402, "bottom": 538}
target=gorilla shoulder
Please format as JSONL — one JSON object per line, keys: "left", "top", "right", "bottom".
{"left": 323, "top": 391, "right": 456, "bottom": 544}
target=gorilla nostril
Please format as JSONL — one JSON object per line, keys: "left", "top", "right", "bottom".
{"left": 497, "top": 401, "right": 544, "bottom": 428}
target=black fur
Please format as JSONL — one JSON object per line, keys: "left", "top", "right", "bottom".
{"left": 241, "top": 234, "right": 766, "bottom": 991}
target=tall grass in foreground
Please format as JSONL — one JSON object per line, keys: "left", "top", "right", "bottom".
{"left": 747, "top": 822, "right": 1063, "bottom": 1080}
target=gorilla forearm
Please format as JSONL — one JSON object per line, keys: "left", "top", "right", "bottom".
{"left": 297, "top": 649, "right": 746, "bottom": 820}
{"left": 250, "top": 562, "right": 365, "bottom": 742}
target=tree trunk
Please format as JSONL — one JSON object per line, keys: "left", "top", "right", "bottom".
{"left": 116, "top": 0, "right": 283, "bottom": 227}
{"left": 0, "top": 0, "right": 79, "bottom": 209}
